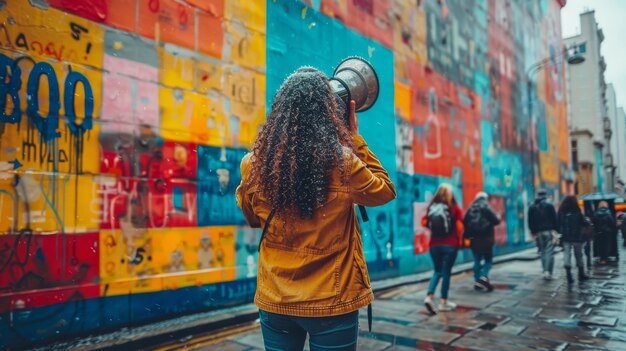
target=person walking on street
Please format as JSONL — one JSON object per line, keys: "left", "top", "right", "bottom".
{"left": 557, "top": 196, "right": 590, "bottom": 283}
{"left": 527, "top": 190, "right": 558, "bottom": 280}
{"left": 422, "top": 183, "right": 464, "bottom": 314}
{"left": 236, "top": 68, "right": 396, "bottom": 351}
{"left": 463, "top": 192, "right": 501, "bottom": 292}
{"left": 593, "top": 201, "right": 617, "bottom": 265}
{"left": 617, "top": 212, "right": 626, "bottom": 247}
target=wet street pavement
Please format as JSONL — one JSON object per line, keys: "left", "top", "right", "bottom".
{"left": 154, "top": 248, "right": 626, "bottom": 351}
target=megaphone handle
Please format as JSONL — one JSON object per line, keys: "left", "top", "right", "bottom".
{"left": 358, "top": 205, "right": 369, "bottom": 222}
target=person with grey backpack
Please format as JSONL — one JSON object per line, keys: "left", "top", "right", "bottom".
{"left": 421, "top": 183, "right": 464, "bottom": 314}
{"left": 463, "top": 192, "right": 501, "bottom": 292}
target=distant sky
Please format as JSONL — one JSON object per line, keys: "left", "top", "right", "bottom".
{"left": 561, "top": 0, "right": 626, "bottom": 108}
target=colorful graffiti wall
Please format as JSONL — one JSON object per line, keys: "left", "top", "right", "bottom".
{"left": 0, "top": 0, "right": 569, "bottom": 347}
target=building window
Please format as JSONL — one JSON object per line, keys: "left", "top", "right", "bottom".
{"left": 572, "top": 150, "right": 578, "bottom": 171}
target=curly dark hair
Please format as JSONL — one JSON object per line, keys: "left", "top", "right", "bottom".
{"left": 559, "top": 195, "right": 581, "bottom": 215}
{"left": 246, "top": 67, "right": 354, "bottom": 219}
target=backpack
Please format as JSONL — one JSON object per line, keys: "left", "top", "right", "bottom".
{"left": 581, "top": 216, "right": 594, "bottom": 241}
{"left": 428, "top": 203, "right": 453, "bottom": 238}
{"left": 528, "top": 199, "right": 552, "bottom": 232}
{"left": 463, "top": 203, "right": 489, "bottom": 238}
{"left": 562, "top": 212, "right": 582, "bottom": 241}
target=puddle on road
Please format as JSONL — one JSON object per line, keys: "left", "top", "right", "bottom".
{"left": 479, "top": 322, "right": 497, "bottom": 330}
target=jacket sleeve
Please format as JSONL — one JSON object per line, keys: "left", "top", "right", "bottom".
{"left": 485, "top": 205, "right": 502, "bottom": 226}
{"left": 580, "top": 214, "right": 590, "bottom": 228}
{"left": 548, "top": 204, "right": 558, "bottom": 231}
{"left": 235, "top": 154, "right": 261, "bottom": 228}
{"left": 349, "top": 135, "right": 397, "bottom": 206}
{"left": 527, "top": 206, "right": 537, "bottom": 233}
{"left": 609, "top": 216, "right": 618, "bottom": 233}
{"left": 454, "top": 206, "right": 465, "bottom": 247}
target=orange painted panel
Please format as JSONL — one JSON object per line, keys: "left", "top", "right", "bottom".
{"left": 138, "top": 0, "right": 195, "bottom": 49}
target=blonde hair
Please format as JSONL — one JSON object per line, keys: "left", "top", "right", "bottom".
{"left": 430, "top": 183, "right": 456, "bottom": 208}
{"left": 598, "top": 201, "right": 609, "bottom": 208}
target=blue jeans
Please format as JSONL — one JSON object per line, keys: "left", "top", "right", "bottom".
{"left": 472, "top": 249, "right": 493, "bottom": 281}
{"left": 536, "top": 230, "right": 555, "bottom": 274}
{"left": 259, "top": 310, "right": 359, "bottom": 351}
{"left": 427, "top": 245, "right": 458, "bottom": 299}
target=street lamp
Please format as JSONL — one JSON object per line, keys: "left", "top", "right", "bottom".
{"left": 526, "top": 44, "right": 585, "bottom": 192}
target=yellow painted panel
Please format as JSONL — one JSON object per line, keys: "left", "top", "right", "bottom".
{"left": 0, "top": 50, "right": 101, "bottom": 175}
{"left": 394, "top": 80, "right": 411, "bottom": 121}
{"left": 160, "top": 88, "right": 229, "bottom": 145}
{"left": 0, "top": 0, "right": 104, "bottom": 67}
{"left": 223, "top": 67, "right": 265, "bottom": 148}
{"left": 223, "top": 24, "right": 266, "bottom": 69}
{"left": 159, "top": 47, "right": 196, "bottom": 90}
{"left": 225, "top": 0, "right": 266, "bottom": 34}
{"left": 0, "top": 173, "right": 99, "bottom": 233}
{"left": 100, "top": 227, "right": 237, "bottom": 296}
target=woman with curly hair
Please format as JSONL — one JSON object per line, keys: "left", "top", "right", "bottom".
{"left": 236, "top": 67, "right": 396, "bottom": 351}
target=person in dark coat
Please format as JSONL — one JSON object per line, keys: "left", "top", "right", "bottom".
{"left": 618, "top": 212, "right": 626, "bottom": 248}
{"left": 527, "top": 190, "right": 559, "bottom": 280}
{"left": 592, "top": 201, "right": 618, "bottom": 265}
{"left": 463, "top": 192, "right": 501, "bottom": 291}
{"left": 558, "top": 196, "right": 590, "bottom": 283}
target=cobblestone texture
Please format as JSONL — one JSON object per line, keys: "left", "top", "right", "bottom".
{"left": 198, "top": 245, "right": 626, "bottom": 350}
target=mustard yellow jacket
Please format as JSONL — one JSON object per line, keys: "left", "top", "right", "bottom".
{"left": 235, "top": 135, "right": 396, "bottom": 317}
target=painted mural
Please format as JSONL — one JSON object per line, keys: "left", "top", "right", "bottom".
{"left": 0, "top": 0, "right": 569, "bottom": 347}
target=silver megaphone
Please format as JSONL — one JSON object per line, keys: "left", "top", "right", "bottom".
{"left": 329, "top": 57, "right": 380, "bottom": 123}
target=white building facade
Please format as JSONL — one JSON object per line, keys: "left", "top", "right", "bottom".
{"left": 564, "top": 10, "right": 612, "bottom": 194}
{"left": 616, "top": 106, "right": 626, "bottom": 195}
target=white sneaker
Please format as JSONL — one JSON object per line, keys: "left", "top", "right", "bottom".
{"left": 424, "top": 296, "right": 437, "bottom": 315}
{"left": 543, "top": 272, "right": 553, "bottom": 280}
{"left": 439, "top": 301, "right": 457, "bottom": 312}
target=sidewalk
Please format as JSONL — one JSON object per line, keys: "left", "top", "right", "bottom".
{"left": 37, "top": 248, "right": 538, "bottom": 351}
{"left": 196, "top": 248, "right": 626, "bottom": 350}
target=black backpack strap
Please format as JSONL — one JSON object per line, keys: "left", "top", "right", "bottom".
{"left": 358, "top": 205, "right": 369, "bottom": 222}
{"left": 258, "top": 209, "right": 276, "bottom": 253}
{"left": 358, "top": 205, "right": 372, "bottom": 332}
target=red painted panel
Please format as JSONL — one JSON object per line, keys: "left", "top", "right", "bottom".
{"left": 99, "top": 141, "right": 198, "bottom": 229}
{"left": 406, "top": 60, "right": 483, "bottom": 208}
{"left": 197, "top": 9, "right": 224, "bottom": 58}
{"left": 489, "top": 196, "right": 508, "bottom": 246}
{"left": 0, "top": 232, "right": 100, "bottom": 313}
{"left": 488, "top": 0, "right": 516, "bottom": 150}
{"left": 320, "top": 0, "right": 393, "bottom": 48}
{"left": 49, "top": 0, "right": 137, "bottom": 32}
{"left": 148, "top": 142, "right": 198, "bottom": 228}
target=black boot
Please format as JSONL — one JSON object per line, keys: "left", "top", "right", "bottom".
{"left": 565, "top": 267, "right": 574, "bottom": 284}
{"left": 578, "top": 266, "right": 589, "bottom": 281}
